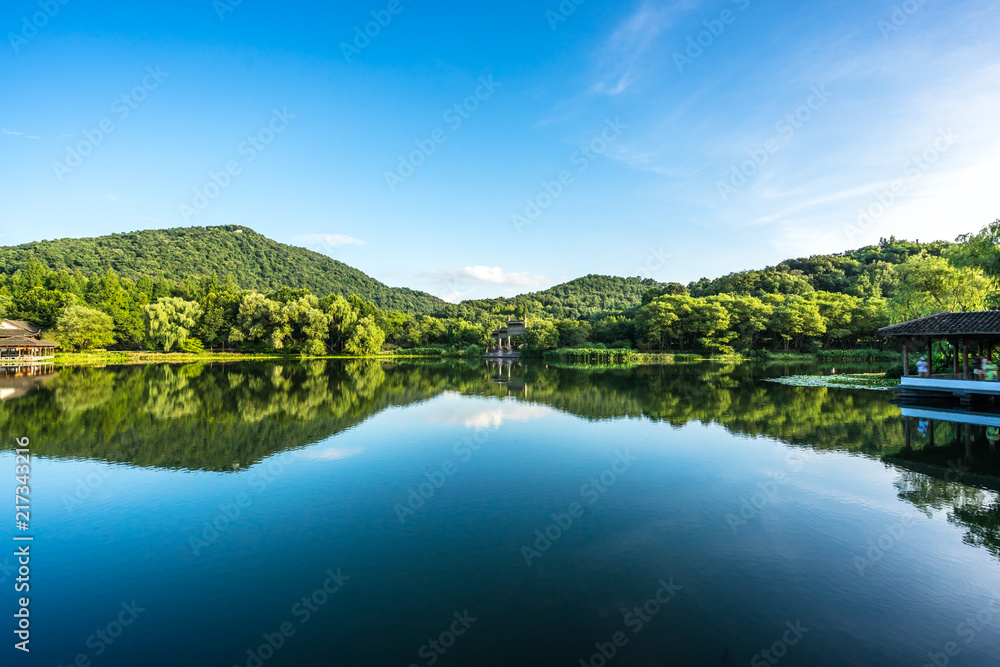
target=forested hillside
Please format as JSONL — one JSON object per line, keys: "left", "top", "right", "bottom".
{"left": 451, "top": 275, "right": 668, "bottom": 320}
{"left": 0, "top": 226, "right": 444, "bottom": 314}
{"left": 1, "top": 223, "right": 996, "bottom": 356}
{"left": 688, "top": 238, "right": 952, "bottom": 298}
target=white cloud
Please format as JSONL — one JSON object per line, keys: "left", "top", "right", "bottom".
{"left": 297, "top": 234, "right": 367, "bottom": 258}
{"left": 298, "top": 233, "right": 366, "bottom": 247}
{"left": 298, "top": 446, "right": 364, "bottom": 460}
{"left": 423, "top": 395, "right": 554, "bottom": 429}
{"left": 424, "top": 265, "right": 549, "bottom": 302}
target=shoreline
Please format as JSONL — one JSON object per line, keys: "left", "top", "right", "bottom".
{"left": 41, "top": 349, "right": 904, "bottom": 367}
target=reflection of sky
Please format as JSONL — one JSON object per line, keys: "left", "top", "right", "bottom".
{"left": 5, "top": 391, "right": 1000, "bottom": 665}
{"left": 416, "top": 392, "right": 555, "bottom": 429}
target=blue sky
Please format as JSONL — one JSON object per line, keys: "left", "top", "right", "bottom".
{"left": 1, "top": 0, "right": 998, "bottom": 301}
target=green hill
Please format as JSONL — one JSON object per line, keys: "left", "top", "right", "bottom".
{"left": 0, "top": 225, "right": 446, "bottom": 314}
{"left": 688, "top": 237, "right": 953, "bottom": 299}
{"left": 450, "top": 275, "right": 668, "bottom": 320}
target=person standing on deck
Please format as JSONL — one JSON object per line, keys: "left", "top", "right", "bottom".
{"left": 917, "top": 357, "right": 930, "bottom": 377}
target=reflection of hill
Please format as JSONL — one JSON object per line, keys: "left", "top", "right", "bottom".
{"left": 7, "top": 357, "right": 999, "bottom": 565}
{"left": 0, "top": 361, "right": 482, "bottom": 471}
{"left": 1, "top": 360, "right": 911, "bottom": 471}
{"left": 480, "top": 363, "right": 905, "bottom": 456}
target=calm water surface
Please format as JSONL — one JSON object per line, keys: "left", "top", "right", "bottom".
{"left": 2, "top": 360, "right": 1000, "bottom": 666}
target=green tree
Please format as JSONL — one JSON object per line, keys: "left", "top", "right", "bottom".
{"left": 953, "top": 219, "right": 1000, "bottom": 292}
{"left": 555, "top": 319, "right": 593, "bottom": 347}
{"left": 51, "top": 304, "right": 116, "bottom": 351}
{"left": 711, "top": 294, "right": 771, "bottom": 352}
{"left": 143, "top": 297, "right": 203, "bottom": 351}
{"left": 636, "top": 296, "right": 687, "bottom": 350}
{"left": 522, "top": 320, "right": 559, "bottom": 352}
{"left": 229, "top": 292, "right": 290, "bottom": 349}
{"left": 888, "top": 252, "right": 989, "bottom": 322}
{"left": 765, "top": 294, "right": 826, "bottom": 351}
{"left": 345, "top": 316, "right": 385, "bottom": 355}
{"left": 322, "top": 295, "right": 359, "bottom": 352}
{"left": 283, "top": 295, "right": 330, "bottom": 354}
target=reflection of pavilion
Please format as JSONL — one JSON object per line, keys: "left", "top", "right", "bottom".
{"left": 887, "top": 404, "right": 1000, "bottom": 562}
{"left": 484, "top": 360, "right": 527, "bottom": 398}
{"left": 889, "top": 405, "right": 1000, "bottom": 489}
{"left": 0, "top": 364, "right": 58, "bottom": 401}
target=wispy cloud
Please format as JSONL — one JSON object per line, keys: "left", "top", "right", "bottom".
{"left": 100, "top": 194, "right": 134, "bottom": 204}
{"left": 591, "top": 1, "right": 698, "bottom": 96}
{"left": 2, "top": 128, "right": 39, "bottom": 139}
{"left": 424, "top": 265, "right": 549, "bottom": 302}
{"left": 297, "top": 233, "right": 366, "bottom": 256}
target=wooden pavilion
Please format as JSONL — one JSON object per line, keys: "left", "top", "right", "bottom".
{"left": 0, "top": 319, "right": 60, "bottom": 360}
{"left": 879, "top": 311, "right": 1000, "bottom": 401}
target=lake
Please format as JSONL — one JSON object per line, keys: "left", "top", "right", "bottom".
{"left": 3, "top": 359, "right": 1000, "bottom": 666}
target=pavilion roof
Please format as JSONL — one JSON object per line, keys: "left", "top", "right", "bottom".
{"left": 879, "top": 311, "right": 1000, "bottom": 338}
{"left": 0, "top": 319, "right": 41, "bottom": 336}
{"left": 0, "top": 337, "right": 60, "bottom": 348}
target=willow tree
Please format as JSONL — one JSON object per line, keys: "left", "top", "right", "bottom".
{"left": 142, "top": 297, "right": 202, "bottom": 351}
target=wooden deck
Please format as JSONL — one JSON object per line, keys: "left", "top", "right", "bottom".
{"left": 896, "top": 375, "right": 1000, "bottom": 403}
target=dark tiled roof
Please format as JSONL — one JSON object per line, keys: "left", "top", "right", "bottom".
{"left": 879, "top": 311, "right": 1000, "bottom": 337}
{"left": 0, "top": 319, "right": 41, "bottom": 337}
{"left": 0, "top": 337, "right": 60, "bottom": 348}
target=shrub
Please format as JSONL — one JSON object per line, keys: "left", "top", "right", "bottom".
{"left": 179, "top": 337, "right": 205, "bottom": 354}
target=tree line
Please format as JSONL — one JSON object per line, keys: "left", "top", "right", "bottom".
{"left": 1, "top": 221, "right": 998, "bottom": 355}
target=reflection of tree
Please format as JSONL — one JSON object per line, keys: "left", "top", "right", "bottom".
{"left": 893, "top": 471, "right": 986, "bottom": 516}
{"left": 952, "top": 502, "right": 1000, "bottom": 559}
{"left": 0, "top": 359, "right": 907, "bottom": 471}
{"left": 894, "top": 470, "right": 1000, "bottom": 560}
{"left": 50, "top": 368, "right": 116, "bottom": 415}
{"left": 145, "top": 366, "right": 200, "bottom": 420}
